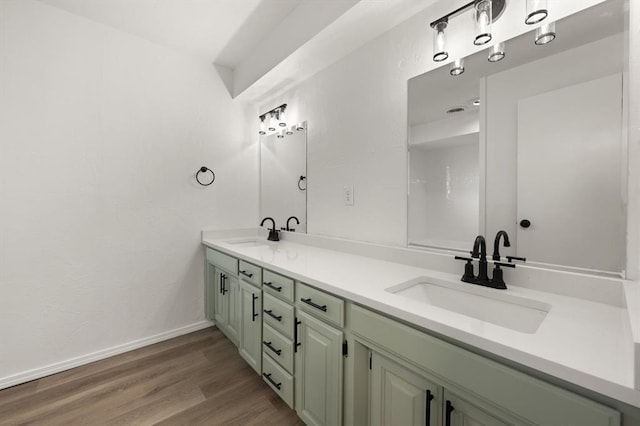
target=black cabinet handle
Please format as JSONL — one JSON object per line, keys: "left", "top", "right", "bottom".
{"left": 263, "top": 341, "right": 282, "bottom": 356}
{"left": 239, "top": 270, "right": 254, "bottom": 278}
{"left": 520, "top": 219, "right": 531, "bottom": 228}
{"left": 219, "top": 273, "right": 224, "bottom": 294}
{"left": 301, "top": 298, "right": 327, "bottom": 312}
{"left": 252, "top": 294, "right": 258, "bottom": 321}
{"left": 263, "top": 309, "right": 282, "bottom": 322}
{"left": 220, "top": 274, "right": 228, "bottom": 295}
{"left": 264, "top": 281, "right": 283, "bottom": 292}
{"left": 263, "top": 373, "right": 282, "bottom": 390}
{"left": 445, "top": 400, "right": 454, "bottom": 426}
{"left": 425, "top": 390, "right": 434, "bottom": 426}
{"left": 294, "top": 318, "right": 301, "bottom": 352}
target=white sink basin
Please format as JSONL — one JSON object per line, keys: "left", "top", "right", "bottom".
{"left": 224, "top": 238, "right": 271, "bottom": 248}
{"left": 386, "top": 278, "right": 550, "bottom": 334}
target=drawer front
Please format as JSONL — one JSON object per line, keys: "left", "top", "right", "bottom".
{"left": 262, "top": 323, "right": 294, "bottom": 374}
{"left": 238, "top": 260, "right": 262, "bottom": 288}
{"left": 296, "top": 282, "right": 344, "bottom": 328}
{"left": 205, "top": 248, "right": 238, "bottom": 275}
{"left": 262, "top": 354, "right": 294, "bottom": 409}
{"left": 262, "top": 293, "right": 295, "bottom": 339}
{"left": 262, "top": 269, "right": 294, "bottom": 303}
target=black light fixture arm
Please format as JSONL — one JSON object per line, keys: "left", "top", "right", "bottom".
{"left": 259, "top": 103, "right": 287, "bottom": 122}
{"left": 430, "top": 0, "right": 506, "bottom": 28}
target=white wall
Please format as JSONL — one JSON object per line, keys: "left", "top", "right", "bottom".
{"left": 0, "top": 0, "right": 257, "bottom": 386}
{"left": 258, "top": 0, "right": 604, "bottom": 247}
{"left": 628, "top": 0, "right": 640, "bottom": 280}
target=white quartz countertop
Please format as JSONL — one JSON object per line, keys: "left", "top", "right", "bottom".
{"left": 202, "top": 232, "right": 639, "bottom": 408}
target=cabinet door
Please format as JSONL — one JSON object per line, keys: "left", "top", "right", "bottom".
{"left": 226, "top": 274, "right": 241, "bottom": 345}
{"left": 443, "top": 390, "right": 516, "bottom": 426}
{"left": 239, "top": 279, "right": 262, "bottom": 374}
{"left": 204, "top": 262, "right": 216, "bottom": 320}
{"left": 295, "top": 310, "right": 343, "bottom": 426}
{"left": 214, "top": 268, "right": 228, "bottom": 327}
{"left": 370, "top": 352, "right": 441, "bottom": 426}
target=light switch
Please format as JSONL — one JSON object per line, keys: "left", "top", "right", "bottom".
{"left": 343, "top": 185, "right": 354, "bottom": 206}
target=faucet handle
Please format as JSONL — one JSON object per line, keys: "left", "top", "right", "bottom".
{"left": 455, "top": 256, "right": 473, "bottom": 262}
{"left": 494, "top": 262, "right": 516, "bottom": 269}
{"left": 506, "top": 256, "right": 526, "bottom": 263}
{"left": 455, "top": 256, "right": 475, "bottom": 282}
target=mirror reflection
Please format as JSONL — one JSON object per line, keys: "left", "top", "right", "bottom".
{"left": 408, "top": 0, "right": 626, "bottom": 274}
{"left": 260, "top": 123, "right": 307, "bottom": 233}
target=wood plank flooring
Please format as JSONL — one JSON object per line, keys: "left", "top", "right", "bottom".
{"left": 0, "top": 327, "right": 304, "bottom": 425}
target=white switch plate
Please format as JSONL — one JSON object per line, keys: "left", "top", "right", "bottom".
{"left": 343, "top": 185, "right": 354, "bottom": 206}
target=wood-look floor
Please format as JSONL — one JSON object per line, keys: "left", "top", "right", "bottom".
{"left": 0, "top": 327, "right": 304, "bottom": 425}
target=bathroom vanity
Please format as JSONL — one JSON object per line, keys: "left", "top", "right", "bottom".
{"left": 202, "top": 229, "right": 640, "bottom": 425}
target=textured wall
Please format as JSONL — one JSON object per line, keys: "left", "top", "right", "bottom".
{"left": 0, "top": 0, "right": 257, "bottom": 384}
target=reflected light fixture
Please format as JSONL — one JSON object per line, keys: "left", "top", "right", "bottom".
{"left": 525, "top": 0, "right": 548, "bottom": 25}
{"left": 488, "top": 41, "right": 505, "bottom": 62}
{"left": 286, "top": 126, "right": 294, "bottom": 135}
{"left": 472, "top": 98, "right": 481, "bottom": 106}
{"left": 450, "top": 58, "right": 465, "bottom": 76}
{"left": 535, "top": 21, "right": 556, "bottom": 45}
{"left": 474, "top": 0, "right": 492, "bottom": 45}
{"left": 432, "top": 20, "right": 449, "bottom": 62}
{"left": 277, "top": 129, "right": 285, "bottom": 139}
{"left": 258, "top": 104, "right": 289, "bottom": 136}
{"left": 296, "top": 122, "right": 305, "bottom": 131}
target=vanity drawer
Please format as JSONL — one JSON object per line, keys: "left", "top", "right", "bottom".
{"left": 205, "top": 248, "right": 238, "bottom": 275}
{"left": 238, "top": 260, "right": 261, "bottom": 288}
{"left": 262, "top": 269, "right": 294, "bottom": 303}
{"left": 262, "top": 354, "right": 294, "bottom": 409}
{"left": 262, "top": 323, "right": 294, "bottom": 374}
{"left": 263, "top": 293, "right": 295, "bottom": 339}
{"left": 296, "top": 282, "right": 344, "bottom": 328}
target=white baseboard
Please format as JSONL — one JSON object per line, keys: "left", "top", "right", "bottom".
{"left": 0, "top": 320, "right": 216, "bottom": 391}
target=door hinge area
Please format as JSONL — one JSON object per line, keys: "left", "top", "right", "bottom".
{"left": 342, "top": 340, "right": 348, "bottom": 357}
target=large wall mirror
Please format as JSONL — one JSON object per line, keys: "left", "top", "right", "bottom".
{"left": 260, "top": 123, "right": 307, "bottom": 233}
{"left": 408, "top": 0, "right": 627, "bottom": 275}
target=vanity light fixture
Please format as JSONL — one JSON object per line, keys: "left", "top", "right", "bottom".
{"left": 535, "top": 21, "right": 556, "bottom": 45}
{"left": 472, "top": 98, "right": 481, "bottom": 106}
{"left": 432, "top": 20, "right": 449, "bottom": 62}
{"left": 258, "top": 104, "right": 289, "bottom": 136}
{"left": 286, "top": 126, "right": 294, "bottom": 135}
{"left": 525, "top": 0, "right": 548, "bottom": 25}
{"left": 450, "top": 58, "right": 465, "bottom": 76}
{"left": 488, "top": 41, "right": 505, "bottom": 62}
{"left": 430, "top": 0, "right": 506, "bottom": 63}
{"left": 295, "top": 122, "right": 305, "bottom": 131}
{"left": 277, "top": 129, "right": 285, "bottom": 139}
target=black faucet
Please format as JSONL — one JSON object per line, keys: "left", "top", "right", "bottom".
{"left": 492, "top": 230, "right": 511, "bottom": 261}
{"left": 471, "top": 235, "right": 489, "bottom": 281}
{"left": 455, "top": 234, "right": 516, "bottom": 290}
{"left": 260, "top": 217, "right": 280, "bottom": 242}
{"left": 284, "top": 216, "right": 300, "bottom": 232}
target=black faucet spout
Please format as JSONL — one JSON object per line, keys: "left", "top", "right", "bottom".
{"left": 492, "top": 230, "right": 511, "bottom": 261}
{"left": 286, "top": 216, "right": 300, "bottom": 232}
{"left": 471, "top": 235, "right": 486, "bottom": 259}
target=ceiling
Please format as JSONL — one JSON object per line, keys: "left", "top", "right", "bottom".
{"left": 37, "top": 0, "right": 435, "bottom": 100}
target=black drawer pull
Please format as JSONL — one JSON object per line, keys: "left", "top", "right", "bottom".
{"left": 301, "top": 298, "right": 327, "bottom": 312}
{"left": 239, "top": 269, "right": 254, "bottom": 278}
{"left": 263, "top": 341, "right": 282, "bottom": 356}
{"left": 252, "top": 294, "right": 259, "bottom": 321}
{"left": 445, "top": 400, "right": 454, "bottom": 426}
{"left": 425, "top": 389, "right": 434, "bottom": 426}
{"left": 263, "top": 309, "right": 282, "bottom": 322}
{"left": 294, "top": 318, "right": 301, "bottom": 353}
{"left": 263, "top": 373, "right": 282, "bottom": 390}
{"left": 264, "top": 281, "right": 283, "bottom": 292}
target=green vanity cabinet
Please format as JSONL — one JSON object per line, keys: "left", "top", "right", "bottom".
{"left": 204, "top": 261, "right": 216, "bottom": 320}
{"left": 370, "top": 352, "right": 442, "bottom": 426}
{"left": 295, "top": 310, "right": 344, "bottom": 426}
{"left": 206, "top": 248, "right": 240, "bottom": 346}
{"left": 239, "top": 278, "right": 262, "bottom": 374}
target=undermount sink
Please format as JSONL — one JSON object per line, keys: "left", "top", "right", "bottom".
{"left": 386, "top": 277, "right": 550, "bottom": 334}
{"left": 224, "top": 238, "right": 271, "bottom": 248}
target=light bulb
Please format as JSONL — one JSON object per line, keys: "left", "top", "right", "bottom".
{"left": 526, "top": 0, "right": 548, "bottom": 25}
{"left": 258, "top": 117, "right": 266, "bottom": 135}
{"left": 432, "top": 20, "right": 448, "bottom": 62}
{"left": 277, "top": 129, "right": 285, "bottom": 139}
{"left": 286, "top": 126, "right": 294, "bottom": 135}
{"left": 488, "top": 42, "right": 505, "bottom": 62}
{"left": 296, "top": 122, "right": 305, "bottom": 131}
{"left": 535, "top": 21, "right": 556, "bottom": 45}
{"left": 474, "top": 0, "right": 492, "bottom": 46}
{"left": 278, "top": 109, "right": 287, "bottom": 127}
{"left": 268, "top": 113, "right": 277, "bottom": 132}
{"left": 450, "top": 58, "right": 465, "bottom": 76}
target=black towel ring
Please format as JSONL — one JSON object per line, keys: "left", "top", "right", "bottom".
{"left": 196, "top": 166, "right": 215, "bottom": 186}
{"left": 298, "top": 176, "right": 307, "bottom": 191}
